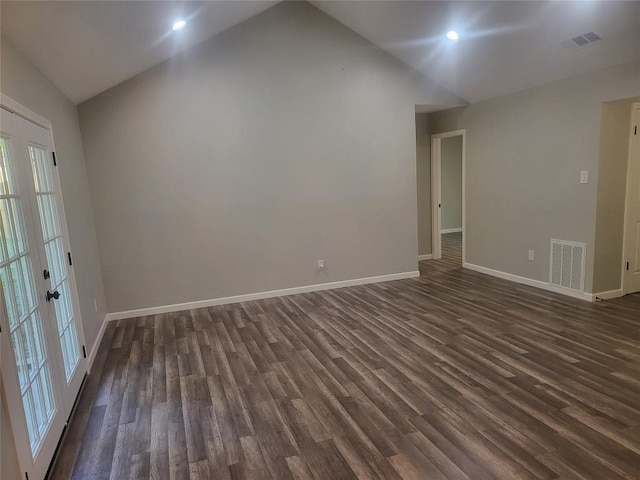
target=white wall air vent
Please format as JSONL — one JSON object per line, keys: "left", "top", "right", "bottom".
{"left": 563, "top": 32, "right": 602, "bottom": 48}
{"left": 550, "top": 240, "right": 586, "bottom": 292}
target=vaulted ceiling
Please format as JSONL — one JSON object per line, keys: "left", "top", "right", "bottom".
{"left": 2, "top": 1, "right": 639, "bottom": 105}
{"left": 313, "top": 1, "right": 640, "bottom": 103}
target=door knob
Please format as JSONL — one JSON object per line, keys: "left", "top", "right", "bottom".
{"left": 46, "top": 290, "right": 60, "bottom": 302}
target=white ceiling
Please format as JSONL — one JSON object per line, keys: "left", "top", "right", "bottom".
{"left": 313, "top": 1, "right": 640, "bottom": 103}
{"left": 0, "top": 1, "right": 279, "bottom": 104}
{"left": 1, "top": 1, "right": 639, "bottom": 105}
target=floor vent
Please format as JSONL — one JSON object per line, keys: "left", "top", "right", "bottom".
{"left": 550, "top": 240, "right": 586, "bottom": 292}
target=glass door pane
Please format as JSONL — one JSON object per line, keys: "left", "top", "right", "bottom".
{"left": 0, "top": 136, "right": 56, "bottom": 454}
{"left": 29, "top": 144, "right": 80, "bottom": 380}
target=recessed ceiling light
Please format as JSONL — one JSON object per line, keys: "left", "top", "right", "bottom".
{"left": 446, "top": 30, "right": 459, "bottom": 41}
{"left": 172, "top": 19, "right": 186, "bottom": 31}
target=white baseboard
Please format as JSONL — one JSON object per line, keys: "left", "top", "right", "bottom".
{"left": 105, "top": 271, "right": 421, "bottom": 322}
{"left": 418, "top": 254, "right": 433, "bottom": 261}
{"left": 87, "top": 314, "right": 108, "bottom": 373}
{"left": 463, "top": 262, "right": 593, "bottom": 302}
{"left": 441, "top": 228, "right": 462, "bottom": 234}
{"left": 586, "top": 289, "right": 624, "bottom": 301}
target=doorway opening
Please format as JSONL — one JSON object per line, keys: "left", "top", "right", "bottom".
{"left": 431, "top": 130, "right": 465, "bottom": 267}
{"left": 622, "top": 102, "right": 640, "bottom": 295}
{"left": 593, "top": 98, "right": 640, "bottom": 299}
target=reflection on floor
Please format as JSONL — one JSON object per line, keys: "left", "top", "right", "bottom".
{"left": 419, "top": 232, "right": 461, "bottom": 277}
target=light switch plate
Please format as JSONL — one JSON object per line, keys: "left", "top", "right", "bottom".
{"left": 580, "top": 170, "right": 588, "bottom": 184}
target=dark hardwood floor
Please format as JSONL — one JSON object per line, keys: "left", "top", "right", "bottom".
{"left": 51, "top": 233, "right": 640, "bottom": 479}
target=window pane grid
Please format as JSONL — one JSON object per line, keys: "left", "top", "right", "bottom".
{"left": 21, "top": 371, "right": 55, "bottom": 454}
{"left": 28, "top": 144, "right": 81, "bottom": 381}
{"left": 31, "top": 374, "right": 46, "bottom": 429}
{"left": 0, "top": 230, "right": 30, "bottom": 265}
{"left": 19, "top": 343, "right": 56, "bottom": 454}
{"left": 1, "top": 253, "right": 37, "bottom": 334}
{"left": 40, "top": 368, "right": 53, "bottom": 415}
{"left": 2, "top": 136, "right": 57, "bottom": 455}
{"left": 22, "top": 389, "right": 38, "bottom": 448}
{"left": 0, "top": 265, "right": 20, "bottom": 329}
{"left": 1, "top": 197, "right": 28, "bottom": 262}
{"left": 11, "top": 327, "right": 29, "bottom": 389}
{"left": 10, "top": 258, "right": 30, "bottom": 319}
{"left": 44, "top": 236, "right": 66, "bottom": 289}
{"left": 0, "top": 137, "right": 17, "bottom": 195}
{"left": 8, "top": 313, "right": 42, "bottom": 396}
{"left": 60, "top": 320, "right": 79, "bottom": 378}
{"left": 8, "top": 304, "right": 38, "bottom": 335}
{"left": 20, "top": 255, "right": 37, "bottom": 310}
{"left": 29, "top": 144, "right": 53, "bottom": 194}
{"left": 36, "top": 194, "right": 60, "bottom": 241}
{"left": 22, "top": 315, "right": 44, "bottom": 382}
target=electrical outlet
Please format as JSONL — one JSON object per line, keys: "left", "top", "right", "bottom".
{"left": 317, "top": 259, "right": 325, "bottom": 271}
{"left": 528, "top": 250, "right": 535, "bottom": 261}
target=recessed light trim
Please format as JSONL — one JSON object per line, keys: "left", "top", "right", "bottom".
{"left": 172, "top": 19, "right": 186, "bottom": 31}
{"left": 446, "top": 30, "right": 459, "bottom": 41}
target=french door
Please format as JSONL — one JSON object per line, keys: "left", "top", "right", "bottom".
{"left": 1, "top": 104, "right": 86, "bottom": 479}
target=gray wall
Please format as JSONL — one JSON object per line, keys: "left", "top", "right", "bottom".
{"left": 430, "top": 61, "right": 640, "bottom": 293}
{"left": 441, "top": 136, "right": 463, "bottom": 231}
{"left": 78, "top": 2, "right": 462, "bottom": 313}
{"left": 0, "top": 38, "right": 107, "bottom": 354}
{"left": 416, "top": 113, "right": 432, "bottom": 256}
{"left": 593, "top": 98, "right": 639, "bottom": 293}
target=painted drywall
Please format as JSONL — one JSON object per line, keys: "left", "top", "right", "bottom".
{"left": 593, "top": 98, "right": 639, "bottom": 293}
{"left": 1, "top": 384, "right": 20, "bottom": 480}
{"left": 416, "top": 113, "right": 432, "bottom": 256}
{"left": 0, "top": 37, "right": 107, "bottom": 355}
{"left": 78, "top": 1, "right": 463, "bottom": 313}
{"left": 441, "top": 136, "right": 463, "bottom": 231}
{"left": 430, "top": 61, "right": 640, "bottom": 293}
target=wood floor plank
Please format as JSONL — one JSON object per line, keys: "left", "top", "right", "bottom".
{"left": 51, "top": 233, "right": 640, "bottom": 479}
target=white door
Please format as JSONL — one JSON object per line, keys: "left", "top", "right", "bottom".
{"left": 1, "top": 106, "right": 86, "bottom": 479}
{"left": 624, "top": 103, "right": 640, "bottom": 295}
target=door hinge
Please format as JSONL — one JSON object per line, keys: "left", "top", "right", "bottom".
{"left": 82, "top": 345, "right": 87, "bottom": 358}
{"left": 52, "top": 152, "right": 57, "bottom": 166}
{"left": 635, "top": 125, "right": 637, "bottom": 135}
{"left": 627, "top": 262, "right": 630, "bottom": 271}
{"left": 67, "top": 252, "right": 73, "bottom": 266}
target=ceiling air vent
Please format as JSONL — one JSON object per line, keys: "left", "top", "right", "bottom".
{"left": 564, "top": 32, "right": 602, "bottom": 48}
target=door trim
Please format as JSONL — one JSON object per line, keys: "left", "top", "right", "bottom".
{"left": 621, "top": 102, "right": 640, "bottom": 295}
{"left": 1, "top": 94, "right": 88, "bottom": 389}
{"left": 430, "top": 129, "right": 466, "bottom": 262}
{"left": 0, "top": 93, "right": 88, "bottom": 479}
{"left": 1, "top": 94, "right": 51, "bottom": 130}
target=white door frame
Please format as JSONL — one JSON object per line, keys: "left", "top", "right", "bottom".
{"left": 0, "top": 93, "right": 88, "bottom": 479}
{"left": 431, "top": 129, "right": 466, "bottom": 261}
{"left": 621, "top": 102, "right": 640, "bottom": 295}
